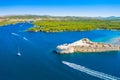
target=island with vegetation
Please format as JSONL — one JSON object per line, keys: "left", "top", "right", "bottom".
{"left": 56, "top": 38, "right": 120, "bottom": 54}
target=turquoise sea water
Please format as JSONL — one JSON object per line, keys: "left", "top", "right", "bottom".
{"left": 0, "top": 22, "right": 120, "bottom": 80}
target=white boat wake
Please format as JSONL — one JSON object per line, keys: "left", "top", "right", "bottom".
{"left": 11, "top": 33, "right": 29, "bottom": 41}
{"left": 62, "top": 61, "right": 120, "bottom": 80}
{"left": 23, "top": 37, "right": 29, "bottom": 41}
{"left": 11, "top": 33, "right": 20, "bottom": 36}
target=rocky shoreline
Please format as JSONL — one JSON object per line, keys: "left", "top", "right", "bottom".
{"left": 56, "top": 38, "right": 120, "bottom": 54}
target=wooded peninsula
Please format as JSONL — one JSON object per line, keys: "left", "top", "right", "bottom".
{"left": 29, "top": 20, "right": 120, "bottom": 32}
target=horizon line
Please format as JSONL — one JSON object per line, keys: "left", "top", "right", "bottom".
{"left": 0, "top": 14, "right": 120, "bottom": 18}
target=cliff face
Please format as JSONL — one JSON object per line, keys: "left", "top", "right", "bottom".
{"left": 56, "top": 38, "right": 120, "bottom": 54}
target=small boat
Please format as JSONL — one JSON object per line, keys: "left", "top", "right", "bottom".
{"left": 17, "top": 47, "right": 21, "bottom": 56}
{"left": 17, "top": 52, "right": 21, "bottom": 56}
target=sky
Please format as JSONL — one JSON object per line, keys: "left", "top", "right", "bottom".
{"left": 0, "top": 0, "right": 120, "bottom": 17}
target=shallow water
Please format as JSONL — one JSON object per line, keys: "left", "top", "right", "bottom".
{"left": 0, "top": 22, "right": 120, "bottom": 80}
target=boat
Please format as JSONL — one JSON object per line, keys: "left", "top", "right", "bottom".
{"left": 17, "top": 52, "right": 21, "bottom": 56}
{"left": 17, "top": 47, "right": 21, "bottom": 56}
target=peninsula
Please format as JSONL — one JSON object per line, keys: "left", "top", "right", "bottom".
{"left": 56, "top": 38, "right": 120, "bottom": 54}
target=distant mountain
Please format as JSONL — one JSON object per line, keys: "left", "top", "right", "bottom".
{"left": 1, "top": 15, "right": 120, "bottom": 21}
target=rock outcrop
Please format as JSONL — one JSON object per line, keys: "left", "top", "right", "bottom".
{"left": 56, "top": 38, "right": 120, "bottom": 54}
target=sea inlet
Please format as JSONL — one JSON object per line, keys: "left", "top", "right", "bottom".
{"left": 0, "top": 22, "right": 120, "bottom": 80}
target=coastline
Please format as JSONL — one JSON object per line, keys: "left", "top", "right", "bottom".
{"left": 1, "top": 21, "right": 120, "bottom": 33}
{"left": 27, "top": 28, "right": 120, "bottom": 33}
{"left": 1, "top": 16, "right": 120, "bottom": 32}
{"left": 56, "top": 38, "right": 120, "bottom": 54}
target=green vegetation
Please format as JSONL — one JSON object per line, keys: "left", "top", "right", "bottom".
{"left": 0, "top": 20, "right": 17, "bottom": 26}
{"left": 28, "top": 19, "right": 120, "bottom": 32}
{"left": 1, "top": 15, "right": 120, "bottom": 32}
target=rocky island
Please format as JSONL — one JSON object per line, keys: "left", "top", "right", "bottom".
{"left": 56, "top": 38, "right": 120, "bottom": 54}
